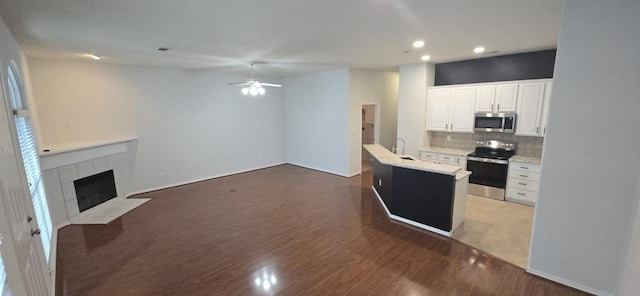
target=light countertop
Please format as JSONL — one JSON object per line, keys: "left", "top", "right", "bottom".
{"left": 421, "top": 147, "right": 473, "bottom": 156}
{"left": 364, "top": 144, "right": 463, "bottom": 176}
{"left": 510, "top": 155, "right": 542, "bottom": 165}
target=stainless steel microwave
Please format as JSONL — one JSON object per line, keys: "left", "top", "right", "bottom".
{"left": 474, "top": 112, "right": 516, "bottom": 133}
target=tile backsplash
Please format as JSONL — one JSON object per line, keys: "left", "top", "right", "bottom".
{"left": 429, "top": 132, "right": 544, "bottom": 158}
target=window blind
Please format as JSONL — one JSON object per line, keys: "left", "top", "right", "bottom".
{"left": 8, "top": 66, "right": 52, "bottom": 263}
{"left": 0, "top": 252, "right": 9, "bottom": 296}
{"left": 14, "top": 118, "right": 52, "bottom": 262}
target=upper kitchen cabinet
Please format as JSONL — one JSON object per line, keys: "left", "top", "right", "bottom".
{"left": 539, "top": 82, "right": 553, "bottom": 136}
{"left": 426, "top": 87, "right": 475, "bottom": 133}
{"left": 475, "top": 84, "right": 517, "bottom": 112}
{"left": 515, "top": 82, "right": 546, "bottom": 136}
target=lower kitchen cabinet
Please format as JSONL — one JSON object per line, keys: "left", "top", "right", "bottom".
{"left": 505, "top": 161, "right": 541, "bottom": 205}
{"left": 419, "top": 151, "right": 466, "bottom": 168}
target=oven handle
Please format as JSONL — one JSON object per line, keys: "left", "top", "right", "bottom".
{"left": 467, "top": 156, "right": 509, "bottom": 165}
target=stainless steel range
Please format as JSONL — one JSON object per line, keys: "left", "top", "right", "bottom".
{"left": 466, "top": 140, "right": 516, "bottom": 200}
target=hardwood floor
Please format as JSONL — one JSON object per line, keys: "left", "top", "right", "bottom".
{"left": 55, "top": 164, "right": 589, "bottom": 295}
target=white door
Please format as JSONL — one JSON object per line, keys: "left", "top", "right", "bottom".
{"left": 449, "top": 87, "right": 475, "bottom": 133}
{"left": 495, "top": 84, "right": 518, "bottom": 111}
{"left": 0, "top": 63, "right": 49, "bottom": 296}
{"left": 515, "top": 82, "right": 545, "bottom": 136}
{"left": 474, "top": 85, "right": 496, "bottom": 112}
{"left": 426, "top": 88, "right": 451, "bottom": 131}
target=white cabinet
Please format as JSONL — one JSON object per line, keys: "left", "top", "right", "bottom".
{"left": 539, "top": 82, "right": 553, "bottom": 136}
{"left": 426, "top": 88, "right": 451, "bottom": 132}
{"left": 515, "top": 82, "right": 546, "bottom": 136}
{"left": 419, "top": 151, "right": 466, "bottom": 168}
{"left": 476, "top": 84, "right": 518, "bottom": 112}
{"left": 495, "top": 84, "right": 518, "bottom": 111}
{"left": 506, "top": 161, "right": 541, "bottom": 205}
{"left": 427, "top": 87, "right": 475, "bottom": 133}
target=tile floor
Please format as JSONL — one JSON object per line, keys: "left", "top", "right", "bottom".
{"left": 452, "top": 194, "right": 535, "bottom": 268}
{"left": 69, "top": 198, "right": 151, "bottom": 224}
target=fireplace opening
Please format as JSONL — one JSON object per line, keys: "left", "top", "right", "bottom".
{"left": 74, "top": 170, "right": 117, "bottom": 212}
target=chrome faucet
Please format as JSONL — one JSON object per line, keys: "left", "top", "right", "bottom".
{"left": 392, "top": 138, "right": 406, "bottom": 155}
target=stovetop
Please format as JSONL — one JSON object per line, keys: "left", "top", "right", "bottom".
{"left": 467, "top": 140, "right": 516, "bottom": 160}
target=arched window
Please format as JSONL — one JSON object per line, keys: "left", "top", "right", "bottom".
{"left": 7, "top": 62, "right": 52, "bottom": 262}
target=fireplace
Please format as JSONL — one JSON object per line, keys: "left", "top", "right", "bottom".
{"left": 74, "top": 170, "right": 118, "bottom": 212}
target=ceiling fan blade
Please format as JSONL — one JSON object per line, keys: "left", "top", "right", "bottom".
{"left": 227, "top": 82, "right": 250, "bottom": 86}
{"left": 260, "top": 83, "right": 283, "bottom": 88}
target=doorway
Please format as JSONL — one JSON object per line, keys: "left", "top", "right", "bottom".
{"left": 361, "top": 104, "right": 378, "bottom": 172}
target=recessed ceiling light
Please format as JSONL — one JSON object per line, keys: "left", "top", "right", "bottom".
{"left": 421, "top": 55, "right": 431, "bottom": 61}
{"left": 474, "top": 47, "right": 485, "bottom": 54}
{"left": 413, "top": 40, "right": 425, "bottom": 48}
{"left": 87, "top": 54, "right": 101, "bottom": 60}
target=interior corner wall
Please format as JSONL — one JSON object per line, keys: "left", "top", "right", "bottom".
{"left": 617, "top": 169, "right": 640, "bottom": 295}
{"left": 28, "top": 59, "right": 286, "bottom": 194}
{"left": 347, "top": 69, "right": 399, "bottom": 176}
{"left": 284, "top": 68, "right": 349, "bottom": 176}
{"left": 397, "top": 63, "right": 433, "bottom": 157}
{"left": 528, "top": 0, "right": 640, "bottom": 294}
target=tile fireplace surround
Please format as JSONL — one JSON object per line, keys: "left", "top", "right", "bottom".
{"left": 40, "top": 138, "right": 137, "bottom": 226}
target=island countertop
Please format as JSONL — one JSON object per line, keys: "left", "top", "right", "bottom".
{"left": 364, "top": 144, "right": 461, "bottom": 176}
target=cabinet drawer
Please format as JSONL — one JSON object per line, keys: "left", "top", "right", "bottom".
{"left": 437, "top": 154, "right": 455, "bottom": 162}
{"left": 510, "top": 162, "right": 541, "bottom": 173}
{"left": 507, "top": 179, "right": 540, "bottom": 192}
{"left": 439, "top": 160, "right": 456, "bottom": 166}
{"left": 420, "top": 152, "right": 437, "bottom": 161}
{"left": 508, "top": 170, "right": 541, "bottom": 182}
{"left": 506, "top": 188, "right": 537, "bottom": 205}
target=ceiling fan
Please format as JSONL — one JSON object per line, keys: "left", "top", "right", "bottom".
{"left": 227, "top": 63, "right": 282, "bottom": 96}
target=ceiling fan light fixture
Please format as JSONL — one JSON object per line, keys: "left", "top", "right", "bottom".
{"left": 241, "top": 88, "right": 249, "bottom": 95}
{"left": 258, "top": 87, "right": 266, "bottom": 95}
{"left": 249, "top": 86, "right": 258, "bottom": 96}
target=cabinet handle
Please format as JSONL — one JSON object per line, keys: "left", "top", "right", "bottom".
{"left": 520, "top": 167, "right": 529, "bottom": 170}
{"left": 517, "top": 193, "right": 526, "bottom": 196}
{"left": 445, "top": 123, "right": 448, "bottom": 130}
{"left": 544, "top": 127, "right": 547, "bottom": 134}
{"left": 497, "top": 104, "right": 500, "bottom": 110}
{"left": 450, "top": 124, "right": 453, "bottom": 130}
{"left": 491, "top": 103, "right": 494, "bottom": 110}
{"left": 518, "top": 182, "right": 527, "bottom": 186}
{"left": 536, "top": 127, "right": 540, "bottom": 133}
{"left": 519, "top": 175, "right": 528, "bottom": 178}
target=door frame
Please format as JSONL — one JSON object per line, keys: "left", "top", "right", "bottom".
{"left": 360, "top": 103, "right": 380, "bottom": 170}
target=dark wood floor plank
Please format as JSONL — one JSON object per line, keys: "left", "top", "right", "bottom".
{"left": 55, "top": 164, "right": 589, "bottom": 295}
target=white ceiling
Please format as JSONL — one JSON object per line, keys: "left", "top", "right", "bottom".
{"left": 0, "top": 0, "right": 563, "bottom": 77}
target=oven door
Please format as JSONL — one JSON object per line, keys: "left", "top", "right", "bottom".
{"left": 466, "top": 157, "right": 509, "bottom": 188}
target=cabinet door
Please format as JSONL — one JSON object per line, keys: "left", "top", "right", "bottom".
{"left": 449, "top": 87, "right": 475, "bottom": 133}
{"left": 540, "top": 82, "right": 553, "bottom": 136}
{"left": 426, "top": 88, "right": 451, "bottom": 131}
{"left": 455, "top": 156, "right": 467, "bottom": 169}
{"left": 495, "top": 84, "right": 518, "bottom": 111}
{"left": 515, "top": 82, "right": 545, "bottom": 136}
{"left": 475, "top": 85, "right": 496, "bottom": 112}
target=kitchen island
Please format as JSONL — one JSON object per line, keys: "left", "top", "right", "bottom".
{"left": 364, "top": 144, "right": 471, "bottom": 237}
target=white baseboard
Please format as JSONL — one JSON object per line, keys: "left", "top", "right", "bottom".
{"left": 286, "top": 162, "right": 352, "bottom": 178}
{"left": 126, "top": 162, "right": 286, "bottom": 197}
{"left": 527, "top": 268, "right": 612, "bottom": 296}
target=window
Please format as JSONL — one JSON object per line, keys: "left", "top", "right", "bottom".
{"left": 0, "top": 251, "right": 10, "bottom": 296}
{"left": 7, "top": 63, "right": 52, "bottom": 262}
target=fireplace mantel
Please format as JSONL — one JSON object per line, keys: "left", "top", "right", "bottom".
{"left": 39, "top": 137, "right": 138, "bottom": 170}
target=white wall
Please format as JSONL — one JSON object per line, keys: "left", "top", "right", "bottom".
{"left": 0, "top": 15, "right": 40, "bottom": 296}
{"left": 347, "top": 69, "right": 398, "bottom": 176}
{"left": 397, "top": 63, "right": 434, "bottom": 157}
{"left": 528, "top": 1, "right": 640, "bottom": 294}
{"left": 617, "top": 169, "right": 640, "bottom": 295}
{"left": 284, "top": 68, "right": 350, "bottom": 176}
{"left": 28, "top": 59, "right": 286, "bottom": 194}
